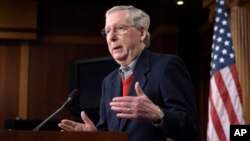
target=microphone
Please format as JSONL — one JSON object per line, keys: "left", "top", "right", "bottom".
{"left": 33, "top": 89, "right": 80, "bottom": 131}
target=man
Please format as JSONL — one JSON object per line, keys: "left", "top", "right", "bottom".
{"left": 59, "top": 5, "right": 198, "bottom": 141}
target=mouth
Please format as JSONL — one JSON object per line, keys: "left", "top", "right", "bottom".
{"left": 112, "top": 46, "right": 122, "bottom": 52}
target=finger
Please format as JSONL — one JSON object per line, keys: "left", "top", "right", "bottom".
{"left": 116, "top": 112, "right": 136, "bottom": 119}
{"left": 110, "top": 100, "right": 131, "bottom": 107}
{"left": 58, "top": 121, "right": 76, "bottom": 131}
{"left": 61, "top": 119, "right": 78, "bottom": 127}
{"left": 135, "top": 82, "right": 144, "bottom": 96}
{"left": 111, "top": 106, "right": 127, "bottom": 113}
{"left": 112, "top": 96, "right": 134, "bottom": 102}
{"left": 81, "top": 111, "right": 94, "bottom": 125}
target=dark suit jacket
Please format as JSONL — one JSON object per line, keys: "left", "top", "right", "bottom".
{"left": 97, "top": 49, "right": 198, "bottom": 141}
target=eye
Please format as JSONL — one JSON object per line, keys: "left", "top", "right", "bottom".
{"left": 116, "top": 25, "right": 127, "bottom": 32}
{"left": 105, "top": 28, "right": 111, "bottom": 34}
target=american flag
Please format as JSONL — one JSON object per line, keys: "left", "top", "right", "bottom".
{"left": 207, "top": 0, "right": 245, "bottom": 141}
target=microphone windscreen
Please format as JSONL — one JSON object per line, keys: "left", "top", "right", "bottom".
{"left": 69, "top": 89, "right": 80, "bottom": 99}
{"left": 66, "top": 89, "right": 80, "bottom": 108}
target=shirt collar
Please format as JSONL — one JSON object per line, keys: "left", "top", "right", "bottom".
{"left": 119, "top": 57, "right": 139, "bottom": 72}
{"left": 118, "top": 56, "right": 139, "bottom": 79}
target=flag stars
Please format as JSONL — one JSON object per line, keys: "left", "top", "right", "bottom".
{"left": 213, "top": 35, "right": 216, "bottom": 40}
{"left": 217, "top": 8, "right": 222, "bottom": 13}
{"left": 219, "top": 28, "right": 225, "bottom": 34}
{"left": 224, "top": 12, "right": 228, "bottom": 17}
{"left": 219, "top": 0, "right": 225, "bottom": 5}
{"left": 215, "top": 17, "right": 220, "bottom": 22}
{"left": 217, "top": 37, "right": 222, "bottom": 42}
{"left": 230, "top": 53, "right": 234, "bottom": 58}
{"left": 219, "top": 57, "right": 225, "bottom": 63}
{"left": 224, "top": 40, "right": 230, "bottom": 46}
{"left": 222, "top": 20, "right": 227, "bottom": 25}
{"left": 214, "top": 54, "right": 218, "bottom": 60}
{"left": 222, "top": 49, "right": 227, "bottom": 55}
{"left": 211, "top": 61, "right": 215, "bottom": 67}
{"left": 214, "top": 26, "right": 218, "bottom": 31}
{"left": 215, "top": 46, "right": 220, "bottom": 51}
{"left": 212, "top": 63, "right": 216, "bottom": 69}
{"left": 210, "top": 0, "right": 236, "bottom": 72}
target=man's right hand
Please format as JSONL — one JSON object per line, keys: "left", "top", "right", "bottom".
{"left": 58, "top": 111, "right": 97, "bottom": 131}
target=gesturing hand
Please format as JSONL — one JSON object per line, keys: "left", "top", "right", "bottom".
{"left": 58, "top": 111, "right": 97, "bottom": 131}
{"left": 110, "top": 82, "right": 160, "bottom": 122}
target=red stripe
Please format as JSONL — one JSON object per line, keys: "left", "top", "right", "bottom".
{"left": 229, "top": 64, "right": 243, "bottom": 104}
{"left": 209, "top": 85, "right": 227, "bottom": 141}
{"left": 213, "top": 70, "right": 239, "bottom": 124}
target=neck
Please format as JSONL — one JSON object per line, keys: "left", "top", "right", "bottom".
{"left": 118, "top": 48, "right": 145, "bottom": 67}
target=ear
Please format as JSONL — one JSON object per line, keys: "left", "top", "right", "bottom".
{"left": 139, "top": 27, "right": 147, "bottom": 42}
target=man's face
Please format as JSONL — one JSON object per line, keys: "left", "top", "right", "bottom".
{"left": 105, "top": 10, "right": 146, "bottom": 67}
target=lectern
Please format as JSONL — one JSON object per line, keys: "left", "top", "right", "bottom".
{"left": 0, "top": 131, "right": 128, "bottom": 141}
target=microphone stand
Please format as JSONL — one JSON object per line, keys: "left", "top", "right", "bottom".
{"left": 33, "top": 97, "right": 71, "bottom": 131}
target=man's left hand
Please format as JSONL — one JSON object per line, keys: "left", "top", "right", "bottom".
{"left": 110, "top": 82, "right": 160, "bottom": 122}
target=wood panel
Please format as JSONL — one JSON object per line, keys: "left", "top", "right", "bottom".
{"left": 0, "top": 131, "right": 128, "bottom": 141}
{"left": 18, "top": 42, "right": 30, "bottom": 119}
{"left": 231, "top": 4, "right": 250, "bottom": 123}
{"left": 27, "top": 42, "right": 110, "bottom": 120}
{"left": 0, "top": 1, "right": 37, "bottom": 40}
{"left": 0, "top": 42, "right": 20, "bottom": 129}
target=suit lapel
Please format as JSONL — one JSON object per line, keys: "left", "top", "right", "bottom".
{"left": 119, "top": 49, "right": 151, "bottom": 131}
{"left": 109, "top": 71, "right": 122, "bottom": 131}
{"left": 111, "top": 72, "right": 122, "bottom": 98}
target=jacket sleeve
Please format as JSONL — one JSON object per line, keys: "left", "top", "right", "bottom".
{"left": 159, "top": 56, "right": 198, "bottom": 141}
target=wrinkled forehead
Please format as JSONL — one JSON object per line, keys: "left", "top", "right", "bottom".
{"left": 105, "top": 10, "right": 131, "bottom": 27}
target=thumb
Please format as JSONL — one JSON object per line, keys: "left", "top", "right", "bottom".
{"left": 81, "top": 111, "right": 93, "bottom": 125}
{"left": 135, "top": 82, "right": 144, "bottom": 96}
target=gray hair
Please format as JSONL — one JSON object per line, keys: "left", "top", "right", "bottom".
{"left": 106, "top": 5, "right": 151, "bottom": 48}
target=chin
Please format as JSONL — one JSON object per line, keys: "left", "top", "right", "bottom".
{"left": 112, "top": 54, "right": 124, "bottom": 60}
{"left": 113, "top": 56, "right": 126, "bottom": 64}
